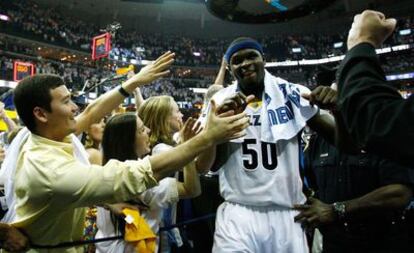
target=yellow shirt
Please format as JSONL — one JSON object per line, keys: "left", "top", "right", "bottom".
{"left": 12, "top": 134, "right": 157, "bottom": 252}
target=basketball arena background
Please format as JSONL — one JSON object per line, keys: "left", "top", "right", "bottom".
{"left": 1, "top": 0, "right": 414, "bottom": 252}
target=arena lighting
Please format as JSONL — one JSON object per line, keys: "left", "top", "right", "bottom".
{"left": 0, "top": 14, "right": 10, "bottom": 22}
{"left": 190, "top": 87, "right": 208, "bottom": 94}
{"left": 386, "top": 72, "right": 414, "bottom": 81}
{"left": 110, "top": 43, "right": 411, "bottom": 68}
{"left": 292, "top": 47, "right": 302, "bottom": 53}
{"left": 193, "top": 52, "right": 201, "bottom": 57}
{"left": 266, "top": 61, "right": 299, "bottom": 67}
{"left": 399, "top": 29, "right": 411, "bottom": 36}
{"left": 0, "top": 80, "right": 17, "bottom": 88}
{"left": 299, "top": 58, "right": 329, "bottom": 65}
{"left": 135, "top": 47, "right": 145, "bottom": 52}
{"left": 376, "top": 47, "right": 391, "bottom": 54}
{"left": 264, "top": 43, "right": 410, "bottom": 67}
{"left": 333, "top": 42, "right": 343, "bottom": 48}
{"left": 392, "top": 44, "right": 410, "bottom": 51}
{"left": 327, "top": 55, "right": 345, "bottom": 62}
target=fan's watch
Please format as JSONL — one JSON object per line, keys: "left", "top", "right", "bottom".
{"left": 332, "top": 202, "right": 346, "bottom": 220}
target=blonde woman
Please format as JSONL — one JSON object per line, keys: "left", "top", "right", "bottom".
{"left": 138, "top": 95, "right": 199, "bottom": 252}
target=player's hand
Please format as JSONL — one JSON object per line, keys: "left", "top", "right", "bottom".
{"left": 204, "top": 100, "right": 250, "bottom": 144}
{"left": 125, "top": 51, "right": 175, "bottom": 86}
{"left": 302, "top": 86, "right": 337, "bottom": 111}
{"left": 347, "top": 10, "right": 397, "bottom": 50}
{"left": 216, "top": 92, "right": 255, "bottom": 115}
{"left": 293, "top": 197, "right": 336, "bottom": 230}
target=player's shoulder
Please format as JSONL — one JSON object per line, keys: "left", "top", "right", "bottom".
{"left": 269, "top": 74, "right": 308, "bottom": 91}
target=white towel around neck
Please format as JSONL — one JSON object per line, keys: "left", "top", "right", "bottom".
{"left": 210, "top": 70, "right": 318, "bottom": 143}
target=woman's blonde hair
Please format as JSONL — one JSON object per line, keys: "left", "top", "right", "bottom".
{"left": 138, "top": 95, "right": 175, "bottom": 146}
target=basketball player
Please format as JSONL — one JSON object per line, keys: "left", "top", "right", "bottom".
{"left": 200, "top": 37, "right": 336, "bottom": 253}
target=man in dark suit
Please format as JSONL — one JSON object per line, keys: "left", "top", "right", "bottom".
{"left": 336, "top": 10, "right": 414, "bottom": 167}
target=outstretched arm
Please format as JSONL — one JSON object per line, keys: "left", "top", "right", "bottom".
{"left": 150, "top": 100, "right": 249, "bottom": 180}
{"left": 294, "top": 184, "right": 412, "bottom": 229}
{"left": 213, "top": 57, "right": 228, "bottom": 86}
{"left": 75, "top": 52, "right": 174, "bottom": 135}
{"left": 130, "top": 70, "right": 146, "bottom": 110}
{"left": 336, "top": 11, "right": 414, "bottom": 166}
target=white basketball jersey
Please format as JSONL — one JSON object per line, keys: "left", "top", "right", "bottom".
{"left": 216, "top": 102, "right": 306, "bottom": 207}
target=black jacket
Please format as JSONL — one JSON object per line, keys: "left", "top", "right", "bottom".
{"left": 336, "top": 43, "right": 414, "bottom": 167}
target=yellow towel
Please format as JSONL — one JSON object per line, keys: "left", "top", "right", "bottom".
{"left": 0, "top": 110, "right": 18, "bottom": 131}
{"left": 123, "top": 208, "right": 156, "bottom": 253}
{"left": 116, "top": 65, "right": 134, "bottom": 75}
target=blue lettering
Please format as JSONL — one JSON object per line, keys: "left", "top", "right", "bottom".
{"left": 264, "top": 93, "right": 271, "bottom": 105}
{"left": 278, "top": 83, "right": 287, "bottom": 99}
{"left": 276, "top": 107, "right": 290, "bottom": 123}
{"left": 285, "top": 101, "right": 295, "bottom": 119}
{"left": 288, "top": 90, "right": 301, "bottom": 108}
{"left": 267, "top": 110, "right": 278, "bottom": 125}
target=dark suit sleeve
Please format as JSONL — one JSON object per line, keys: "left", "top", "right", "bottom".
{"left": 336, "top": 43, "right": 414, "bottom": 167}
{"left": 377, "top": 158, "right": 414, "bottom": 188}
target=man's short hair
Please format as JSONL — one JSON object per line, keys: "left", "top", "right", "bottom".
{"left": 13, "top": 74, "right": 65, "bottom": 132}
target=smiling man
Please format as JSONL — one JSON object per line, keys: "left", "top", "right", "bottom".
{"left": 199, "top": 37, "right": 337, "bottom": 253}
{"left": 6, "top": 51, "right": 250, "bottom": 252}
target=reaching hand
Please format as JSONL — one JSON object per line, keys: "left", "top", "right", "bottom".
{"left": 216, "top": 92, "right": 255, "bottom": 115}
{"left": 126, "top": 51, "right": 175, "bottom": 86}
{"left": 204, "top": 100, "right": 250, "bottom": 144}
{"left": 293, "top": 197, "right": 336, "bottom": 230}
{"left": 127, "top": 70, "right": 135, "bottom": 79}
{"left": 0, "top": 102, "right": 5, "bottom": 119}
{"left": 180, "top": 117, "right": 202, "bottom": 143}
{"left": 302, "top": 86, "right": 337, "bottom": 111}
{"left": 347, "top": 10, "right": 397, "bottom": 50}
{"left": 2, "top": 225, "right": 30, "bottom": 252}
{"left": 221, "top": 56, "right": 228, "bottom": 69}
